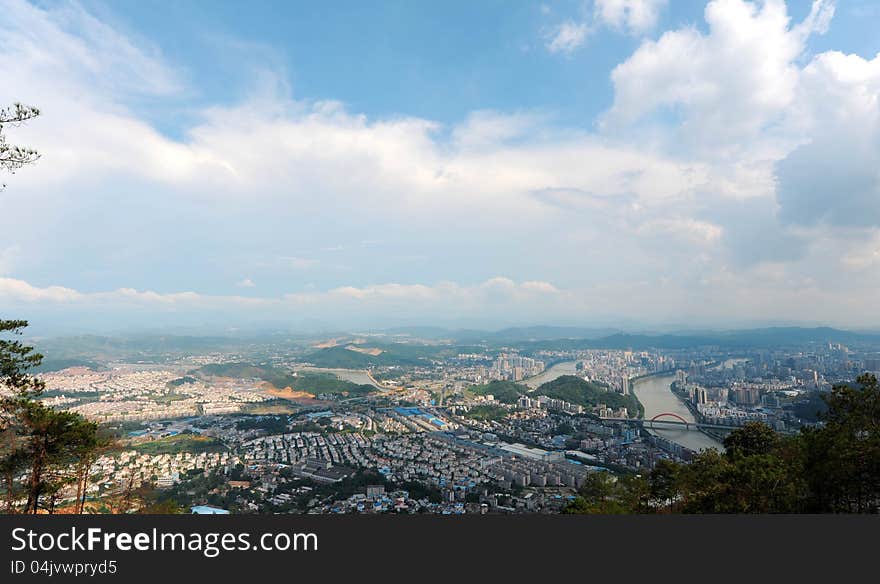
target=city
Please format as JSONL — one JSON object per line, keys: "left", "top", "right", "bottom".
{"left": 4, "top": 325, "right": 875, "bottom": 514}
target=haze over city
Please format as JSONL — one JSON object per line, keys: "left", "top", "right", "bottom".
{"left": 2, "top": 0, "right": 880, "bottom": 332}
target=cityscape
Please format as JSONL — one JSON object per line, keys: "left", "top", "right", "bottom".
{"left": 2, "top": 0, "right": 879, "bottom": 519}
{"left": 2, "top": 325, "right": 876, "bottom": 514}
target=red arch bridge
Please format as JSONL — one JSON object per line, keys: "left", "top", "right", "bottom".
{"left": 599, "top": 412, "right": 743, "bottom": 431}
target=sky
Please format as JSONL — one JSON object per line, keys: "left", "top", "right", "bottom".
{"left": 1, "top": 0, "right": 880, "bottom": 333}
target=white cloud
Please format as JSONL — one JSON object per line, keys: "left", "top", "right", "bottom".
{"left": 1, "top": 0, "right": 180, "bottom": 98}
{"left": 604, "top": 0, "right": 835, "bottom": 158}
{"left": 637, "top": 218, "right": 723, "bottom": 246}
{"left": 595, "top": 0, "right": 880, "bottom": 282}
{"left": 545, "top": 0, "right": 667, "bottom": 54}
{"left": 3, "top": 0, "right": 880, "bottom": 330}
{"left": 776, "top": 49, "right": 880, "bottom": 229}
{"left": 0, "top": 277, "right": 269, "bottom": 308}
{"left": 841, "top": 240, "right": 880, "bottom": 271}
{"left": 236, "top": 278, "right": 256, "bottom": 288}
{"left": 546, "top": 20, "right": 591, "bottom": 54}
{"left": 0, "top": 276, "right": 571, "bottom": 325}
{"left": 0, "top": 277, "right": 83, "bottom": 302}
{"left": 594, "top": 0, "right": 667, "bottom": 34}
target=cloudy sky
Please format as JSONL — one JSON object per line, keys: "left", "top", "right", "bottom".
{"left": 1, "top": 0, "right": 879, "bottom": 333}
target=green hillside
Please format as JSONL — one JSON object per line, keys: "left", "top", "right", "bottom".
{"left": 535, "top": 375, "right": 642, "bottom": 417}
{"left": 197, "top": 362, "right": 271, "bottom": 379}
{"left": 288, "top": 371, "right": 374, "bottom": 396}
{"left": 195, "top": 362, "right": 375, "bottom": 396}
{"left": 305, "top": 346, "right": 392, "bottom": 368}
{"left": 468, "top": 380, "right": 529, "bottom": 404}
{"left": 304, "top": 343, "right": 488, "bottom": 368}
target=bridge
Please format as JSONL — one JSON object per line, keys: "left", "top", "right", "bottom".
{"left": 599, "top": 412, "right": 744, "bottom": 432}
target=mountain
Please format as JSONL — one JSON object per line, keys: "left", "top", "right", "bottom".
{"left": 468, "top": 380, "right": 529, "bottom": 404}
{"left": 535, "top": 375, "right": 643, "bottom": 417}
{"left": 510, "top": 327, "right": 880, "bottom": 352}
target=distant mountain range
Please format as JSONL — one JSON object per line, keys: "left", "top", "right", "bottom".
{"left": 386, "top": 325, "right": 880, "bottom": 348}
{"left": 376, "top": 325, "right": 624, "bottom": 342}
{"left": 24, "top": 325, "right": 880, "bottom": 364}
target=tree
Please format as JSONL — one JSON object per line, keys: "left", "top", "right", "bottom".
{"left": 561, "top": 471, "right": 648, "bottom": 514}
{"left": 723, "top": 421, "right": 779, "bottom": 457}
{"left": 1, "top": 104, "right": 104, "bottom": 514}
{"left": 1, "top": 320, "right": 46, "bottom": 512}
{"left": 649, "top": 459, "right": 681, "bottom": 507}
{"left": 561, "top": 496, "right": 592, "bottom": 514}
{"left": 1, "top": 321, "right": 100, "bottom": 514}
{"left": 673, "top": 448, "right": 729, "bottom": 513}
{"left": 0, "top": 320, "right": 45, "bottom": 398}
{"left": 18, "top": 402, "right": 98, "bottom": 514}
{"left": 802, "top": 373, "right": 880, "bottom": 513}
{"left": 0, "top": 103, "right": 40, "bottom": 188}
{"left": 619, "top": 375, "right": 879, "bottom": 514}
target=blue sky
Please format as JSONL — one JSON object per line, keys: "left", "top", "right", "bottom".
{"left": 2, "top": 0, "right": 880, "bottom": 333}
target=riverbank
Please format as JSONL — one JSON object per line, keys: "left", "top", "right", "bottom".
{"left": 631, "top": 373, "right": 723, "bottom": 452}
{"left": 522, "top": 360, "right": 579, "bottom": 389}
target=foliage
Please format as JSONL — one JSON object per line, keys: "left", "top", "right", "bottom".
{"left": 645, "top": 375, "right": 880, "bottom": 513}
{"left": 535, "top": 375, "right": 643, "bottom": 416}
{"left": 0, "top": 103, "right": 40, "bottom": 188}
{"left": 305, "top": 346, "right": 414, "bottom": 368}
{"left": 468, "top": 380, "right": 528, "bottom": 404}
{"left": 196, "top": 363, "right": 375, "bottom": 396}
{"left": 304, "top": 343, "right": 483, "bottom": 368}
{"left": 799, "top": 373, "right": 880, "bottom": 513}
{"left": 283, "top": 372, "right": 373, "bottom": 396}
{"left": 1, "top": 320, "right": 46, "bottom": 398}
{"left": 137, "top": 499, "right": 186, "bottom": 514}
{"left": 562, "top": 472, "right": 649, "bottom": 514}
{"left": 723, "top": 420, "right": 779, "bottom": 457}
{"left": 167, "top": 376, "right": 197, "bottom": 387}
{"left": 1, "top": 320, "right": 101, "bottom": 514}
{"left": 791, "top": 390, "right": 830, "bottom": 422}
{"left": 235, "top": 415, "right": 289, "bottom": 433}
{"left": 565, "top": 375, "right": 880, "bottom": 514}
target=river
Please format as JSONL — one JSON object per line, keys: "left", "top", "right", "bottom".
{"left": 523, "top": 360, "right": 580, "bottom": 389}
{"left": 632, "top": 373, "right": 722, "bottom": 452}
{"left": 525, "top": 360, "right": 723, "bottom": 452}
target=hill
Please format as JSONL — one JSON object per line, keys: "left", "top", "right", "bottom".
{"left": 468, "top": 380, "right": 529, "bottom": 404}
{"left": 512, "top": 327, "right": 880, "bottom": 353}
{"left": 195, "top": 363, "right": 375, "bottom": 396}
{"left": 304, "top": 346, "right": 396, "bottom": 368}
{"left": 194, "top": 362, "right": 270, "bottom": 379}
{"left": 286, "top": 371, "right": 374, "bottom": 397}
{"left": 304, "top": 343, "right": 485, "bottom": 368}
{"left": 535, "top": 375, "right": 642, "bottom": 417}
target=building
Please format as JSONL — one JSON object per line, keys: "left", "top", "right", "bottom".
{"left": 293, "top": 458, "right": 353, "bottom": 483}
{"left": 731, "top": 386, "right": 761, "bottom": 406}
{"left": 365, "top": 485, "right": 385, "bottom": 499}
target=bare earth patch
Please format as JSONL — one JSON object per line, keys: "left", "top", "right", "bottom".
{"left": 345, "top": 345, "right": 384, "bottom": 356}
